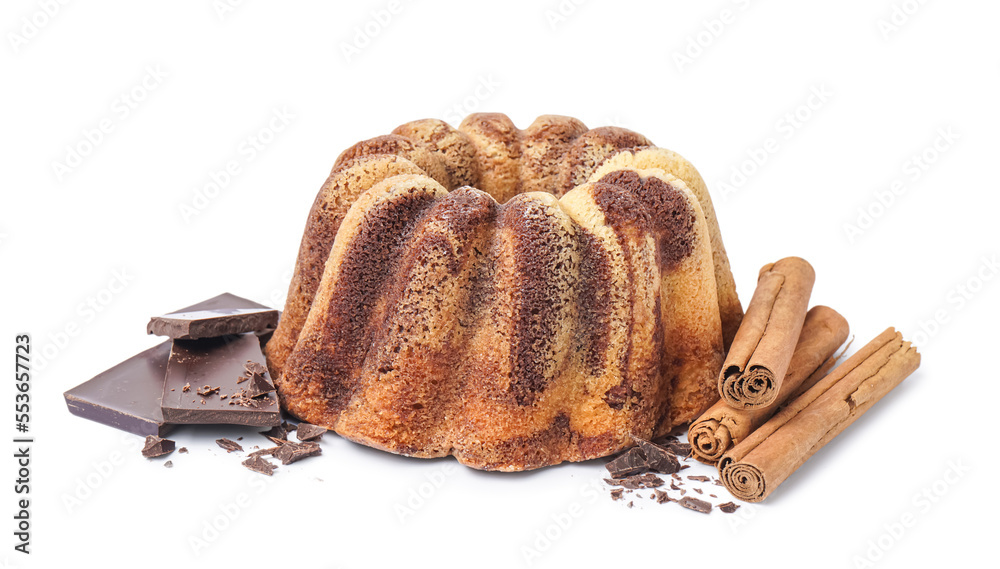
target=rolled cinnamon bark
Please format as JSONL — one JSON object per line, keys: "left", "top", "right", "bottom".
{"left": 689, "top": 306, "right": 849, "bottom": 464}
{"left": 719, "top": 257, "right": 815, "bottom": 409}
{"left": 719, "top": 328, "right": 920, "bottom": 502}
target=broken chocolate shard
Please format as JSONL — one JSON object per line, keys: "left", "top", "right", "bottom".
{"left": 160, "top": 334, "right": 280, "bottom": 427}
{"left": 295, "top": 423, "right": 326, "bottom": 442}
{"left": 678, "top": 496, "right": 713, "bottom": 514}
{"left": 248, "top": 446, "right": 281, "bottom": 459}
{"left": 242, "top": 455, "right": 277, "bottom": 476}
{"left": 687, "top": 475, "right": 711, "bottom": 482}
{"left": 147, "top": 299, "right": 278, "bottom": 340}
{"left": 178, "top": 447, "right": 188, "bottom": 454}
{"left": 244, "top": 361, "right": 268, "bottom": 376}
{"left": 610, "top": 488, "right": 624, "bottom": 501}
{"left": 259, "top": 425, "right": 287, "bottom": 441}
{"left": 605, "top": 447, "right": 649, "bottom": 478}
{"left": 653, "top": 489, "right": 673, "bottom": 503}
{"left": 632, "top": 437, "right": 681, "bottom": 475}
{"left": 718, "top": 502, "right": 740, "bottom": 514}
{"left": 605, "top": 473, "right": 664, "bottom": 490}
{"left": 273, "top": 441, "right": 322, "bottom": 465}
{"left": 141, "top": 435, "right": 175, "bottom": 458}
{"left": 164, "top": 461, "right": 173, "bottom": 468}
{"left": 245, "top": 372, "right": 275, "bottom": 399}
{"left": 216, "top": 438, "right": 244, "bottom": 453}
{"left": 662, "top": 441, "right": 692, "bottom": 457}
{"left": 282, "top": 421, "right": 297, "bottom": 432}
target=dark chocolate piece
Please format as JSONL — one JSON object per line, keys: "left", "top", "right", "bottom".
{"left": 259, "top": 425, "right": 288, "bottom": 441}
{"left": 653, "top": 489, "right": 673, "bottom": 503}
{"left": 196, "top": 385, "right": 220, "bottom": 397}
{"left": 295, "top": 423, "right": 326, "bottom": 442}
{"left": 64, "top": 341, "right": 173, "bottom": 436}
{"left": 273, "top": 441, "right": 322, "bottom": 465}
{"left": 687, "top": 475, "right": 711, "bottom": 482}
{"left": 216, "top": 438, "right": 244, "bottom": 453}
{"left": 160, "top": 334, "right": 280, "bottom": 426}
{"left": 242, "top": 455, "right": 277, "bottom": 476}
{"left": 678, "top": 496, "right": 712, "bottom": 514}
{"left": 141, "top": 435, "right": 175, "bottom": 458}
{"left": 64, "top": 293, "right": 277, "bottom": 436}
{"left": 605, "top": 447, "right": 649, "bottom": 478}
{"left": 147, "top": 299, "right": 278, "bottom": 340}
{"left": 164, "top": 461, "right": 173, "bottom": 468}
{"left": 632, "top": 437, "right": 681, "bottom": 474}
{"left": 610, "top": 488, "right": 624, "bottom": 501}
{"left": 694, "top": 488, "right": 703, "bottom": 494}
{"left": 245, "top": 372, "right": 275, "bottom": 399}
{"left": 248, "top": 446, "right": 281, "bottom": 459}
{"left": 282, "top": 421, "right": 297, "bottom": 432}
{"left": 662, "top": 441, "right": 692, "bottom": 456}
{"left": 718, "top": 502, "right": 740, "bottom": 514}
{"left": 627, "top": 501, "right": 634, "bottom": 508}
{"left": 605, "top": 473, "right": 664, "bottom": 489}
{"left": 244, "top": 361, "right": 268, "bottom": 376}
{"left": 178, "top": 447, "right": 188, "bottom": 454}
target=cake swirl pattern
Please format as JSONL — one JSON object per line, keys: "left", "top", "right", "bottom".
{"left": 267, "top": 113, "right": 742, "bottom": 470}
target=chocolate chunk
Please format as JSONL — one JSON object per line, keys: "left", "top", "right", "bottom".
{"left": 242, "top": 455, "right": 277, "bottom": 476}
{"left": 64, "top": 294, "right": 278, "bottom": 436}
{"left": 141, "top": 435, "right": 175, "bottom": 458}
{"left": 605, "top": 473, "right": 664, "bottom": 489}
{"left": 670, "top": 481, "right": 681, "bottom": 491}
{"left": 164, "top": 461, "right": 173, "bottom": 468}
{"left": 216, "top": 438, "right": 243, "bottom": 453}
{"left": 718, "top": 502, "right": 740, "bottom": 514}
{"left": 687, "top": 475, "right": 711, "bottom": 482}
{"left": 248, "top": 446, "right": 281, "bottom": 459}
{"left": 160, "top": 334, "right": 280, "bottom": 427}
{"left": 244, "top": 361, "right": 268, "bottom": 376}
{"left": 653, "top": 489, "right": 673, "bottom": 503}
{"left": 273, "top": 441, "right": 322, "bottom": 465}
{"left": 259, "top": 425, "right": 288, "bottom": 442}
{"left": 662, "top": 441, "right": 691, "bottom": 457}
{"left": 627, "top": 501, "right": 634, "bottom": 508}
{"left": 694, "top": 488, "right": 703, "bottom": 494}
{"left": 178, "top": 447, "right": 188, "bottom": 454}
{"left": 245, "top": 372, "right": 275, "bottom": 399}
{"left": 147, "top": 298, "right": 278, "bottom": 340}
{"left": 295, "top": 423, "right": 326, "bottom": 442}
{"left": 632, "top": 437, "right": 681, "bottom": 474}
{"left": 282, "top": 421, "right": 297, "bottom": 432}
{"left": 605, "top": 447, "right": 649, "bottom": 478}
{"left": 678, "top": 496, "right": 712, "bottom": 514}
{"left": 610, "top": 488, "right": 624, "bottom": 501}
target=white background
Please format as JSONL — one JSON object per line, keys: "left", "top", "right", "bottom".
{"left": 3, "top": 1, "right": 998, "bottom": 567}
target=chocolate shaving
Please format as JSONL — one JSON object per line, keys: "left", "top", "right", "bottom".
{"left": 610, "top": 488, "right": 624, "bottom": 501}
{"left": 678, "top": 496, "right": 712, "bottom": 514}
{"left": 605, "top": 473, "right": 664, "bottom": 489}
{"left": 687, "top": 475, "right": 711, "bottom": 482}
{"left": 653, "top": 489, "right": 674, "bottom": 504}
{"left": 242, "top": 455, "right": 276, "bottom": 476}
{"left": 632, "top": 437, "right": 681, "bottom": 474}
{"left": 605, "top": 447, "right": 649, "bottom": 478}
{"left": 216, "top": 438, "right": 244, "bottom": 453}
{"left": 196, "top": 385, "right": 220, "bottom": 397}
{"left": 273, "top": 441, "right": 322, "bottom": 465}
{"left": 718, "top": 502, "right": 740, "bottom": 514}
{"left": 248, "top": 446, "right": 281, "bottom": 459}
{"left": 141, "top": 435, "right": 175, "bottom": 458}
{"left": 295, "top": 423, "right": 326, "bottom": 441}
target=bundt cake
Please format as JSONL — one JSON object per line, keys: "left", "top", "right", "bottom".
{"left": 267, "top": 114, "right": 742, "bottom": 471}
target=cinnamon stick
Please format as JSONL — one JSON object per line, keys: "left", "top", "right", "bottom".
{"left": 719, "top": 328, "right": 920, "bottom": 502}
{"left": 719, "top": 257, "right": 815, "bottom": 409}
{"left": 689, "top": 306, "right": 849, "bottom": 464}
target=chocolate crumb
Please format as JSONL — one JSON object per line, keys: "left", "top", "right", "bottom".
{"left": 242, "top": 455, "right": 276, "bottom": 476}
{"left": 196, "top": 385, "right": 220, "bottom": 397}
{"left": 687, "top": 475, "right": 711, "bottom": 482}
{"left": 627, "top": 501, "right": 634, "bottom": 508}
{"left": 694, "top": 488, "right": 703, "bottom": 494}
{"left": 678, "top": 496, "right": 712, "bottom": 514}
{"left": 610, "top": 488, "right": 624, "bottom": 501}
{"left": 653, "top": 489, "right": 673, "bottom": 503}
{"left": 182, "top": 383, "right": 190, "bottom": 392}
{"left": 178, "top": 447, "right": 188, "bottom": 454}
{"left": 164, "top": 461, "right": 173, "bottom": 468}
{"left": 141, "top": 435, "right": 175, "bottom": 458}
{"left": 216, "top": 438, "right": 243, "bottom": 453}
